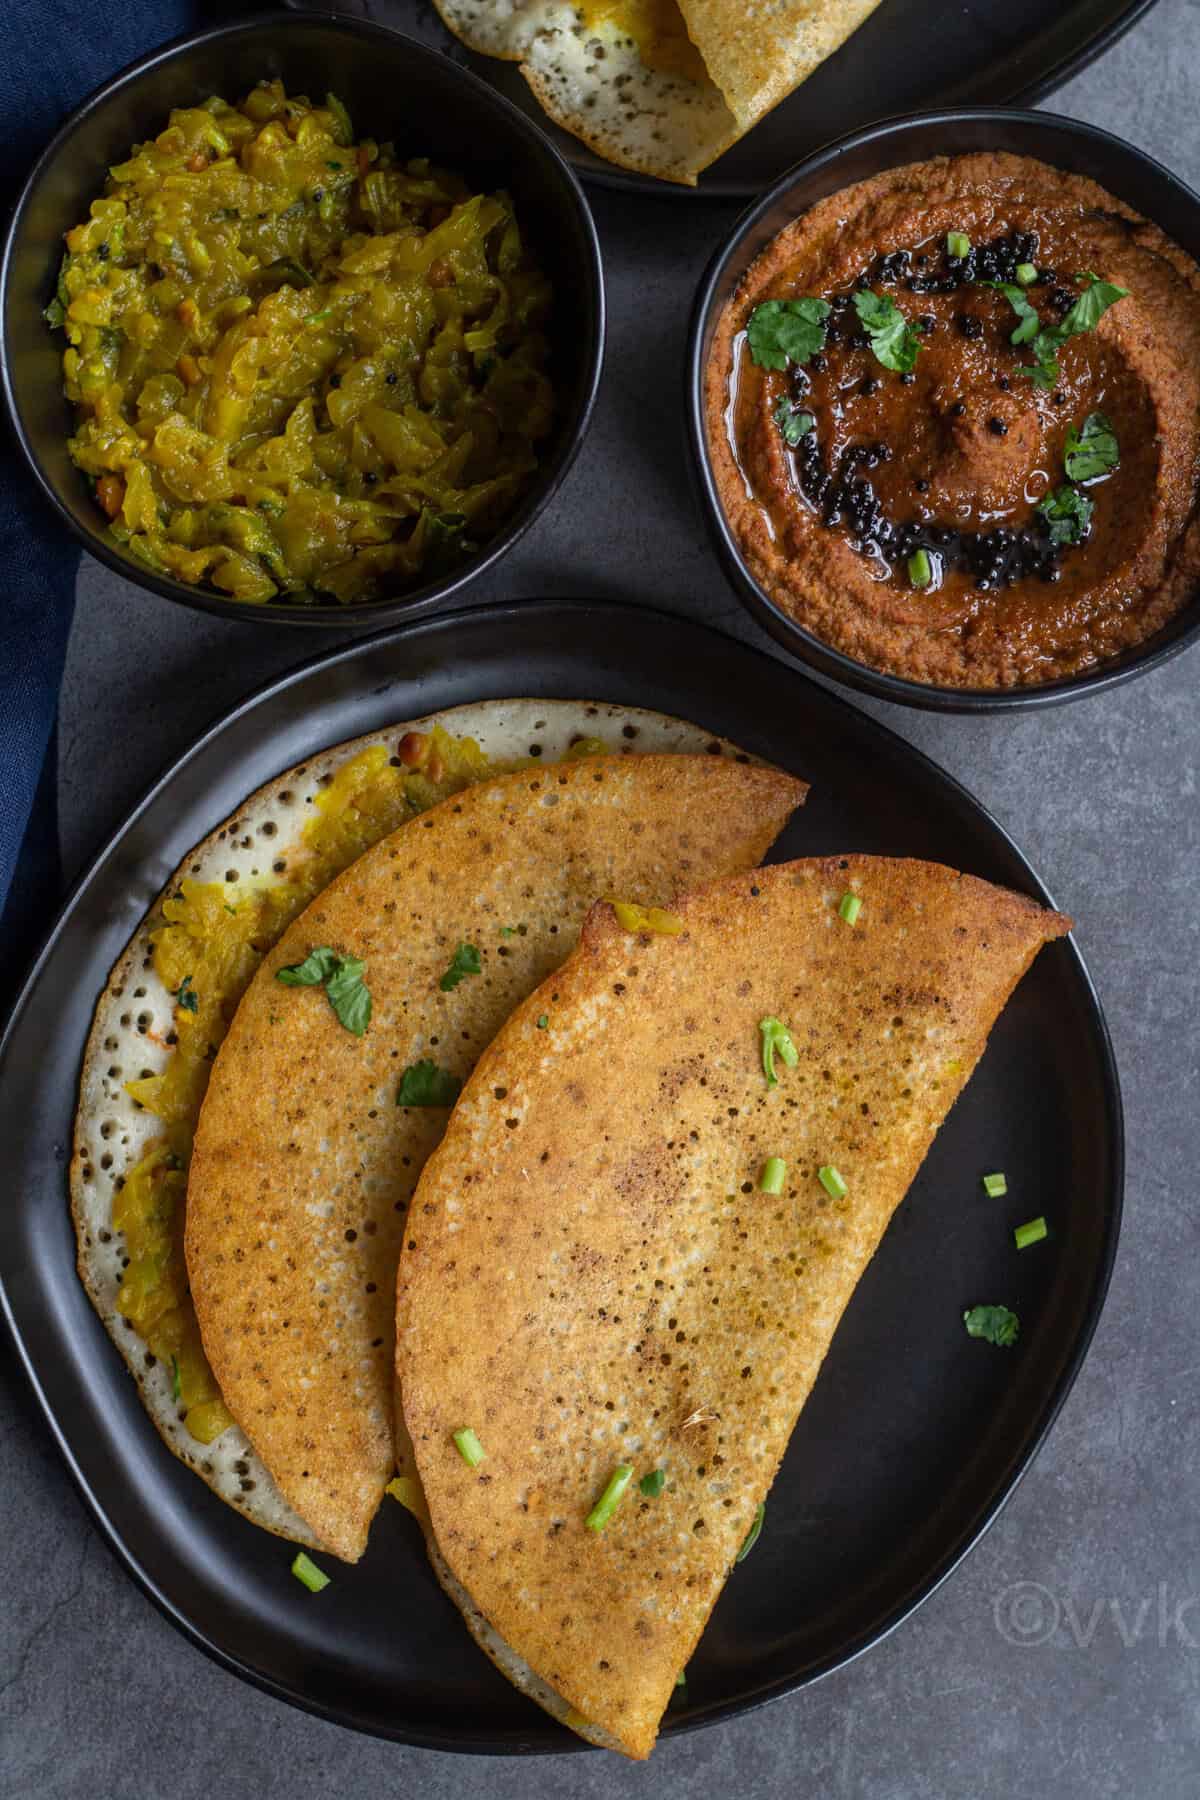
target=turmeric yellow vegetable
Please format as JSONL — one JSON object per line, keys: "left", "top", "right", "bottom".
{"left": 48, "top": 82, "right": 554, "bottom": 606}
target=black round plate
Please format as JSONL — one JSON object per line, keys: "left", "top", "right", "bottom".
{"left": 307, "top": 0, "right": 1160, "bottom": 197}
{"left": 0, "top": 601, "right": 1121, "bottom": 1753}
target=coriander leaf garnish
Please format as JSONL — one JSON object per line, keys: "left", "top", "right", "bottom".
{"left": 174, "top": 974, "right": 199, "bottom": 1013}
{"left": 963, "top": 1304, "right": 1020, "bottom": 1347}
{"left": 1038, "top": 484, "right": 1094, "bottom": 547}
{"left": 983, "top": 281, "right": 1042, "bottom": 346}
{"left": 759, "top": 1016, "right": 799, "bottom": 1087}
{"left": 772, "top": 396, "right": 816, "bottom": 446}
{"left": 746, "top": 297, "right": 831, "bottom": 371}
{"left": 1063, "top": 271, "right": 1130, "bottom": 335}
{"left": 396, "top": 1059, "right": 462, "bottom": 1107}
{"left": 276, "top": 945, "right": 339, "bottom": 987}
{"left": 1064, "top": 411, "right": 1120, "bottom": 483}
{"left": 1008, "top": 270, "right": 1130, "bottom": 389}
{"left": 639, "top": 1468, "right": 666, "bottom": 1498}
{"left": 324, "top": 956, "right": 371, "bottom": 1035}
{"left": 276, "top": 945, "right": 372, "bottom": 1036}
{"left": 439, "top": 942, "right": 482, "bottom": 992}
{"left": 1018, "top": 330, "right": 1065, "bottom": 391}
{"left": 853, "top": 290, "right": 923, "bottom": 373}
{"left": 736, "top": 1501, "right": 765, "bottom": 1563}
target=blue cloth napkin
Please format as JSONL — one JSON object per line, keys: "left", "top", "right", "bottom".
{"left": 0, "top": 0, "right": 237, "bottom": 1005}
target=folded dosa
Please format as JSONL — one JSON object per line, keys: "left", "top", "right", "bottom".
{"left": 186, "top": 753, "right": 805, "bottom": 1560}
{"left": 434, "top": 0, "right": 885, "bottom": 185}
{"left": 398, "top": 857, "right": 1069, "bottom": 1755}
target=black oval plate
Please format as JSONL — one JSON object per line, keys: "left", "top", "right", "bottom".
{"left": 0, "top": 601, "right": 1121, "bottom": 1753}
{"left": 303, "top": 0, "right": 1160, "bottom": 197}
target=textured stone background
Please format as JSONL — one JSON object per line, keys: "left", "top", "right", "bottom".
{"left": 4, "top": 2, "right": 1199, "bottom": 1793}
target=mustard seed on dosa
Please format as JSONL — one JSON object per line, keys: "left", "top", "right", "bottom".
{"left": 397, "top": 857, "right": 1070, "bottom": 1756}
{"left": 185, "top": 752, "right": 806, "bottom": 1561}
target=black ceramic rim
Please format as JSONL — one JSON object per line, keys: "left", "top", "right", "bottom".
{"left": 686, "top": 106, "right": 1200, "bottom": 712}
{"left": 0, "top": 598, "right": 1123, "bottom": 1753}
{"left": 0, "top": 13, "right": 605, "bottom": 630}
{"left": 525, "top": 0, "right": 1161, "bottom": 199}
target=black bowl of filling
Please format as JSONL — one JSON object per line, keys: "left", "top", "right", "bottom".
{"left": 687, "top": 109, "right": 1200, "bottom": 710}
{"left": 0, "top": 13, "right": 604, "bottom": 625}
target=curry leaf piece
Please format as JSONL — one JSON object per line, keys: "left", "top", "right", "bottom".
{"left": 1063, "top": 411, "right": 1119, "bottom": 483}
{"left": 852, "top": 290, "right": 923, "bottom": 373}
{"left": 746, "top": 297, "right": 831, "bottom": 371}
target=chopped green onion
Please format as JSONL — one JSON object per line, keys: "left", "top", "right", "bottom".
{"left": 305, "top": 308, "right": 332, "bottom": 326}
{"left": 759, "top": 1016, "right": 799, "bottom": 1086}
{"left": 585, "top": 1464, "right": 634, "bottom": 1531}
{"left": 639, "top": 1468, "right": 666, "bottom": 1498}
{"left": 946, "top": 231, "right": 972, "bottom": 259}
{"left": 1015, "top": 262, "right": 1039, "bottom": 286}
{"left": 1014, "top": 1215, "right": 1049, "bottom": 1250}
{"left": 982, "top": 1171, "right": 1008, "bottom": 1198}
{"left": 759, "top": 1156, "right": 787, "bottom": 1195}
{"left": 818, "top": 1164, "right": 847, "bottom": 1200}
{"left": 170, "top": 1355, "right": 182, "bottom": 1401}
{"left": 736, "top": 1501, "right": 764, "bottom": 1563}
{"left": 291, "top": 1551, "right": 330, "bottom": 1592}
{"left": 536, "top": 1014, "right": 549, "bottom": 1030}
{"left": 907, "top": 548, "right": 933, "bottom": 589}
{"left": 838, "top": 891, "right": 861, "bottom": 926}
{"left": 499, "top": 925, "right": 517, "bottom": 937}
{"left": 453, "top": 1427, "right": 485, "bottom": 1468}
{"left": 675, "top": 1669, "right": 688, "bottom": 1687}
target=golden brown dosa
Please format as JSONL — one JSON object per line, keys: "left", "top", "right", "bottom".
{"left": 433, "top": 0, "right": 885, "bottom": 185}
{"left": 186, "top": 754, "right": 805, "bottom": 1560}
{"left": 397, "top": 857, "right": 1070, "bottom": 1756}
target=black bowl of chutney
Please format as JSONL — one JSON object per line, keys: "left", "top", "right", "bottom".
{"left": 686, "top": 108, "right": 1200, "bottom": 712}
{"left": 0, "top": 12, "right": 604, "bottom": 628}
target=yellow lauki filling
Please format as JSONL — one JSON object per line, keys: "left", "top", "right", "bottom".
{"left": 579, "top": 0, "right": 708, "bottom": 81}
{"left": 49, "top": 82, "right": 554, "bottom": 607}
{"left": 116, "top": 728, "right": 491, "bottom": 1442}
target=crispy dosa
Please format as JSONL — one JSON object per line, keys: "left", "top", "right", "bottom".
{"left": 433, "top": 0, "right": 885, "bottom": 185}
{"left": 72, "top": 700, "right": 778, "bottom": 1542}
{"left": 185, "top": 753, "right": 806, "bottom": 1560}
{"left": 398, "top": 857, "right": 1070, "bottom": 1756}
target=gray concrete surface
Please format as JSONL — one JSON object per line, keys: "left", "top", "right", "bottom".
{"left": 5, "top": 2, "right": 1200, "bottom": 1793}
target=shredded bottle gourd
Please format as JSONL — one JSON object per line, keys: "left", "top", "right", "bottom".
{"left": 46, "top": 82, "right": 555, "bottom": 605}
